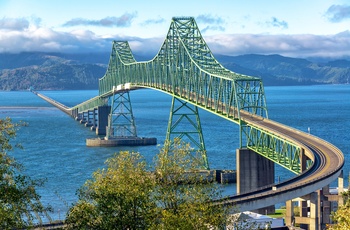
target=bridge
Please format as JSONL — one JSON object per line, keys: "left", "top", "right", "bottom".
{"left": 34, "top": 17, "right": 344, "bottom": 230}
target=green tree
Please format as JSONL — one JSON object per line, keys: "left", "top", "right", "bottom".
{"left": 151, "top": 139, "right": 229, "bottom": 229}
{"left": 328, "top": 190, "right": 350, "bottom": 229}
{"left": 65, "top": 151, "right": 157, "bottom": 229}
{"left": 66, "top": 139, "right": 232, "bottom": 229}
{"left": 0, "top": 117, "right": 51, "bottom": 229}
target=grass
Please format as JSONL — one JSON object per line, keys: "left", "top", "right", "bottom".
{"left": 267, "top": 209, "right": 286, "bottom": 218}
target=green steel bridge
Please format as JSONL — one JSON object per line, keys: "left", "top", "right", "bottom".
{"left": 35, "top": 17, "right": 344, "bottom": 222}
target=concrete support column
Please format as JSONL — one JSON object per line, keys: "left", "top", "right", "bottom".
{"left": 85, "top": 110, "right": 94, "bottom": 127}
{"left": 96, "top": 105, "right": 110, "bottom": 136}
{"left": 89, "top": 110, "right": 94, "bottom": 124}
{"left": 309, "top": 191, "right": 321, "bottom": 230}
{"left": 321, "top": 185, "right": 331, "bottom": 227}
{"left": 75, "top": 111, "right": 82, "bottom": 121}
{"left": 323, "top": 200, "right": 331, "bottom": 226}
{"left": 80, "top": 112, "right": 87, "bottom": 124}
{"left": 299, "top": 200, "right": 308, "bottom": 230}
{"left": 338, "top": 170, "right": 344, "bottom": 205}
{"left": 285, "top": 200, "right": 294, "bottom": 226}
{"left": 93, "top": 108, "right": 98, "bottom": 128}
{"left": 72, "top": 108, "right": 78, "bottom": 119}
{"left": 236, "top": 148, "right": 275, "bottom": 214}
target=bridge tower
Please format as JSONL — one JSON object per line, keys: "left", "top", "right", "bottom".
{"left": 85, "top": 85, "right": 157, "bottom": 147}
{"left": 166, "top": 97, "right": 208, "bottom": 169}
{"left": 106, "top": 87, "right": 137, "bottom": 139}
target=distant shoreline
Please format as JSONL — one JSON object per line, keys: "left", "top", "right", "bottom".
{"left": 0, "top": 106, "right": 56, "bottom": 109}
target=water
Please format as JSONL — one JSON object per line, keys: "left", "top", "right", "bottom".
{"left": 0, "top": 84, "right": 349, "bottom": 221}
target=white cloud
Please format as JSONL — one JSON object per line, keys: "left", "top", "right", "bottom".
{"left": 1, "top": 17, "right": 350, "bottom": 60}
{"left": 196, "top": 14, "right": 225, "bottom": 25}
{"left": 204, "top": 32, "right": 350, "bottom": 59}
{"left": 62, "top": 13, "right": 137, "bottom": 28}
{"left": 265, "top": 17, "right": 288, "bottom": 29}
{"left": 0, "top": 20, "right": 113, "bottom": 53}
{"left": 140, "top": 17, "right": 166, "bottom": 26}
{"left": 0, "top": 17, "right": 29, "bottom": 30}
{"left": 196, "top": 14, "right": 226, "bottom": 34}
{"left": 325, "top": 4, "right": 350, "bottom": 22}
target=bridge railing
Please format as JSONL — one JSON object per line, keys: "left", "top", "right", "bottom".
{"left": 70, "top": 95, "right": 107, "bottom": 113}
{"left": 244, "top": 124, "right": 303, "bottom": 174}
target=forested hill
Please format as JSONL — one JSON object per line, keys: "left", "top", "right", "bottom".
{"left": 0, "top": 52, "right": 109, "bottom": 90}
{"left": 216, "top": 54, "right": 350, "bottom": 86}
{"left": 0, "top": 52, "right": 349, "bottom": 90}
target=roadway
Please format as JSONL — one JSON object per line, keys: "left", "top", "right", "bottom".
{"left": 218, "top": 110, "right": 344, "bottom": 211}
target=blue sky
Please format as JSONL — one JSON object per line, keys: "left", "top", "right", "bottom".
{"left": 1, "top": 0, "right": 350, "bottom": 59}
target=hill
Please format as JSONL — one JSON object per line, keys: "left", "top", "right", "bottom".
{"left": 0, "top": 52, "right": 349, "bottom": 90}
{"left": 216, "top": 54, "right": 350, "bottom": 85}
{"left": 0, "top": 52, "right": 108, "bottom": 90}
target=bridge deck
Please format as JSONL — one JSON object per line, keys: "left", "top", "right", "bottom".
{"left": 218, "top": 111, "right": 344, "bottom": 211}
{"left": 33, "top": 91, "right": 72, "bottom": 115}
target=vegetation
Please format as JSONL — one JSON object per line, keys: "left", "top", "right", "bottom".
{"left": 0, "top": 117, "right": 51, "bottom": 229}
{"left": 1, "top": 52, "right": 350, "bottom": 91}
{"left": 152, "top": 140, "right": 228, "bottom": 229}
{"left": 65, "top": 139, "right": 232, "bottom": 229}
{"left": 65, "top": 151, "right": 156, "bottom": 229}
{"left": 328, "top": 190, "right": 350, "bottom": 229}
{"left": 267, "top": 209, "right": 286, "bottom": 218}
{"left": 0, "top": 52, "right": 106, "bottom": 90}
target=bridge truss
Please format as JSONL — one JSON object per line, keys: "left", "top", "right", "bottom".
{"left": 71, "top": 17, "right": 306, "bottom": 173}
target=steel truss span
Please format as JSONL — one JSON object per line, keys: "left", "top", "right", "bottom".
{"left": 63, "top": 17, "right": 343, "bottom": 210}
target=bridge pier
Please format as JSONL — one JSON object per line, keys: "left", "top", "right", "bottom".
{"left": 286, "top": 191, "right": 321, "bottom": 230}
{"left": 236, "top": 148, "right": 275, "bottom": 214}
{"left": 74, "top": 110, "right": 82, "bottom": 121}
{"left": 72, "top": 108, "right": 79, "bottom": 119}
{"left": 80, "top": 111, "right": 87, "bottom": 124}
{"left": 95, "top": 105, "right": 110, "bottom": 135}
{"left": 84, "top": 109, "right": 95, "bottom": 127}
{"left": 86, "top": 91, "right": 157, "bottom": 147}
{"left": 285, "top": 170, "right": 344, "bottom": 230}
{"left": 74, "top": 106, "right": 110, "bottom": 135}
{"left": 90, "top": 108, "right": 98, "bottom": 130}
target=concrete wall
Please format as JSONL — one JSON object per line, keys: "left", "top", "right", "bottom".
{"left": 236, "top": 148, "right": 275, "bottom": 214}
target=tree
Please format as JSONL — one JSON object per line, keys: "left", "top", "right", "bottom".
{"left": 65, "top": 151, "right": 157, "bottom": 229}
{"left": 66, "top": 139, "right": 232, "bottom": 229}
{"left": 0, "top": 117, "right": 51, "bottom": 229}
{"left": 151, "top": 139, "right": 229, "bottom": 229}
{"left": 328, "top": 190, "right": 350, "bottom": 229}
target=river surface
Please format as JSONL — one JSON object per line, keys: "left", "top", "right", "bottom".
{"left": 0, "top": 84, "right": 349, "bottom": 221}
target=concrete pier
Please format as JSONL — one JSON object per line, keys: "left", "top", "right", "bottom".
{"left": 215, "top": 170, "right": 236, "bottom": 184}
{"left": 236, "top": 148, "right": 275, "bottom": 214}
{"left": 86, "top": 136, "right": 157, "bottom": 147}
{"left": 285, "top": 171, "right": 344, "bottom": 230}
{"left": 95, "top": 105, "right": 110, "bottom": 135}
{"left": 83, "top": 109, "right": 95, "bottom": 127}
